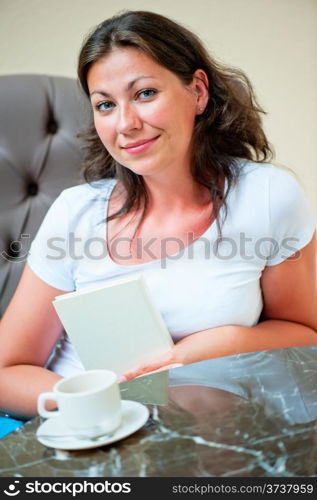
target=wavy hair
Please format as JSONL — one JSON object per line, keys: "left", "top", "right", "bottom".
{"left": 77, "top": 10, "right": 273, "bottom": 233}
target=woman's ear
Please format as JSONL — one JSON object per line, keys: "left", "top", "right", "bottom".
{"left": 192, "top": 69, "right": 209, "bottom": 115}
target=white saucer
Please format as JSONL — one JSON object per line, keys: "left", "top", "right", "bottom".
{"left": 36, "top": 400, "right": 149, "bottom": 450}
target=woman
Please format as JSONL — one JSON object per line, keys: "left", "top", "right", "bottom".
{"left": 0, "top": 10, "right": 316, "bottom": 418}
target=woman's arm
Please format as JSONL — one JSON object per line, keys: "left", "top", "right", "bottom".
{"left": 122, "top": 234, "right": 316, "bottom": 380}
{"left": 0, "top": 264, "right": 67, "bottom": 417}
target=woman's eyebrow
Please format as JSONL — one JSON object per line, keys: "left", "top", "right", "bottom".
{"left": 90, "top": 75, "right": 155, "bottom": 98}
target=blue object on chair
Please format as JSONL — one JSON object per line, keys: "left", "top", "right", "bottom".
{"left": 0, "top": 416, "right": 25, "bottom": 438}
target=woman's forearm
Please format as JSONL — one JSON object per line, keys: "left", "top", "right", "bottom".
{"left": 174, "top": 320, "right": 317, "bottom": 365}
{"left": 0, "top": 365, "right": 62, "bottom": 419}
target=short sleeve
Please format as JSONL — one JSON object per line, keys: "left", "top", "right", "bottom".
{"left": 27, "top": 192, "right": 75, "bottom": 290}
{"left": 266, "top": 168, "right": 316, "bottom": 266}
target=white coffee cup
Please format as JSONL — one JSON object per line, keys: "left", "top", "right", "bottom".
{"left": 37, "top": 369, "right": 121, "bottom": 437}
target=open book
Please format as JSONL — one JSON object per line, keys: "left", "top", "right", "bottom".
{"left": 53, "top": 274, "right": 174, "bottom": 376}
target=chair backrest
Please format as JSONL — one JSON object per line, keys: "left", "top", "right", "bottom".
{"left": 0, "top": 74, "right": 92, "bottom": 316}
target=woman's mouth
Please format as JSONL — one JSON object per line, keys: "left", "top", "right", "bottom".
{"left": 121, "top": 136, "right": 160, "bottom": 155}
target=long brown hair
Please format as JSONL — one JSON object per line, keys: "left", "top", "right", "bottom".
{"left": 77, "top": 10, "right": 273, "bottom": 233}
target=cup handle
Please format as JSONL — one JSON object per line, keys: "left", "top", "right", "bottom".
{"left": 37, "top": 392, "right": 60, "bottom": 419}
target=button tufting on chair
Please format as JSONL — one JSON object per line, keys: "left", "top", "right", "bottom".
{"left": 7, "top": 241, "right": 20, "bottom": 259}
{"left": 47, "top": 120, "right": 58, "bottom": 134}
{"left": 27, "top": 182, "right": 39, "bottom": 196}
{"left": 0, "top": 74, "right": 92, "bottom": 316}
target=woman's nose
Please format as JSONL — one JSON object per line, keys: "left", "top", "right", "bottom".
{"left": 116, "top": 105, "right": 142, "bottom": 134}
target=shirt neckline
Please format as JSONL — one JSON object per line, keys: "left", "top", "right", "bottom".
{"left": 101, "top": 178, "right": 229, "bottom": 269}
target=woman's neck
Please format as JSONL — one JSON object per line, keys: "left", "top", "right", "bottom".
{"left": 142, "top": 175, "right": 211, "bottom": 214}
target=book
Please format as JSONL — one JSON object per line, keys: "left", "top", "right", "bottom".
{"left": 52, "top": 274, "right": 174, "bottom": 377}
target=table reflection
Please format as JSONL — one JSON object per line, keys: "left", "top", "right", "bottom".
{"left": 168, "top": 346, "right": 317, "bottom": 425}
{"left": 0, "top": 346, "right": 316, "bottom": 477}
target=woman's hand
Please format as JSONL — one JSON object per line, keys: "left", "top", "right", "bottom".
{"left": 119, "top": 347, "right": 183, "bottom": 382}
{"left": 119, "top": 325, "right": 239, "bottom": 382}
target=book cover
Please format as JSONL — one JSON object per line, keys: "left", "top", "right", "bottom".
{"left": 52, "top": 274, "right": 174, "bottom": 376}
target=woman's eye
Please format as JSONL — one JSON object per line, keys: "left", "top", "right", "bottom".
{"left": 96, "top": 101, "right": 114, "bottom": 112}
{"left": 138, "top": 89, "right": 156, "bottom": 99}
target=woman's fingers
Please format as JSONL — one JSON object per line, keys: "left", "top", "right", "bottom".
{"left": 120, "top": 362, "right": 183, "bottom": 382}
{"left": 136, "top": 363, "right": 183, "bottom": 377}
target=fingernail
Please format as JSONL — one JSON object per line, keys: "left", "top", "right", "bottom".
{"left": 119, "top": 375, "right": 128, "bottom": 383}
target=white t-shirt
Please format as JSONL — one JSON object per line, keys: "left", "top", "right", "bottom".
{"left": 27, "top": 160, "right": 316, "bottom": 377}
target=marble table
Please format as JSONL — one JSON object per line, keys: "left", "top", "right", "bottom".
{"left": 1, "top": 346, "right": 317, "bottom": 477}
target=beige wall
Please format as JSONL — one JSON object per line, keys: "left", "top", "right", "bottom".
{"left": 1, "top": 0, "right": 316, "bottom": 216}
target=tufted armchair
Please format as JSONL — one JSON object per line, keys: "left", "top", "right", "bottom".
{"left": 0, "top": 74, "right": 91, "bottom": 317}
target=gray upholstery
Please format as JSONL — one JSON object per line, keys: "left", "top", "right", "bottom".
{"left": 0, "top": 74, "right": 92, "bottom": 316}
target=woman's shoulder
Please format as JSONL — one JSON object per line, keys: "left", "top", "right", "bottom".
{"left": 237, "top": 159, "right": 297, "bottom": 183}
{"left": 228, "top": 159, "right": 314, "bottom": 222}
{"left": 234, "top": 159, "right": 304, "bottom": 201}
{"left": 57, "top": 178, "right": 117, "bottom": 208}
{"left": 234, "top": 158, "right": 315, "bottom": 228}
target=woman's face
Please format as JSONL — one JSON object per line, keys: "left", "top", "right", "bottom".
{"left": 87, "top": 47, "right": 206, "bottom": 178}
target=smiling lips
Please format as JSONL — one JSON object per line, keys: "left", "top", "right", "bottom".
{"left": 121, "top": 136, "right": 160, "bottom": 155}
